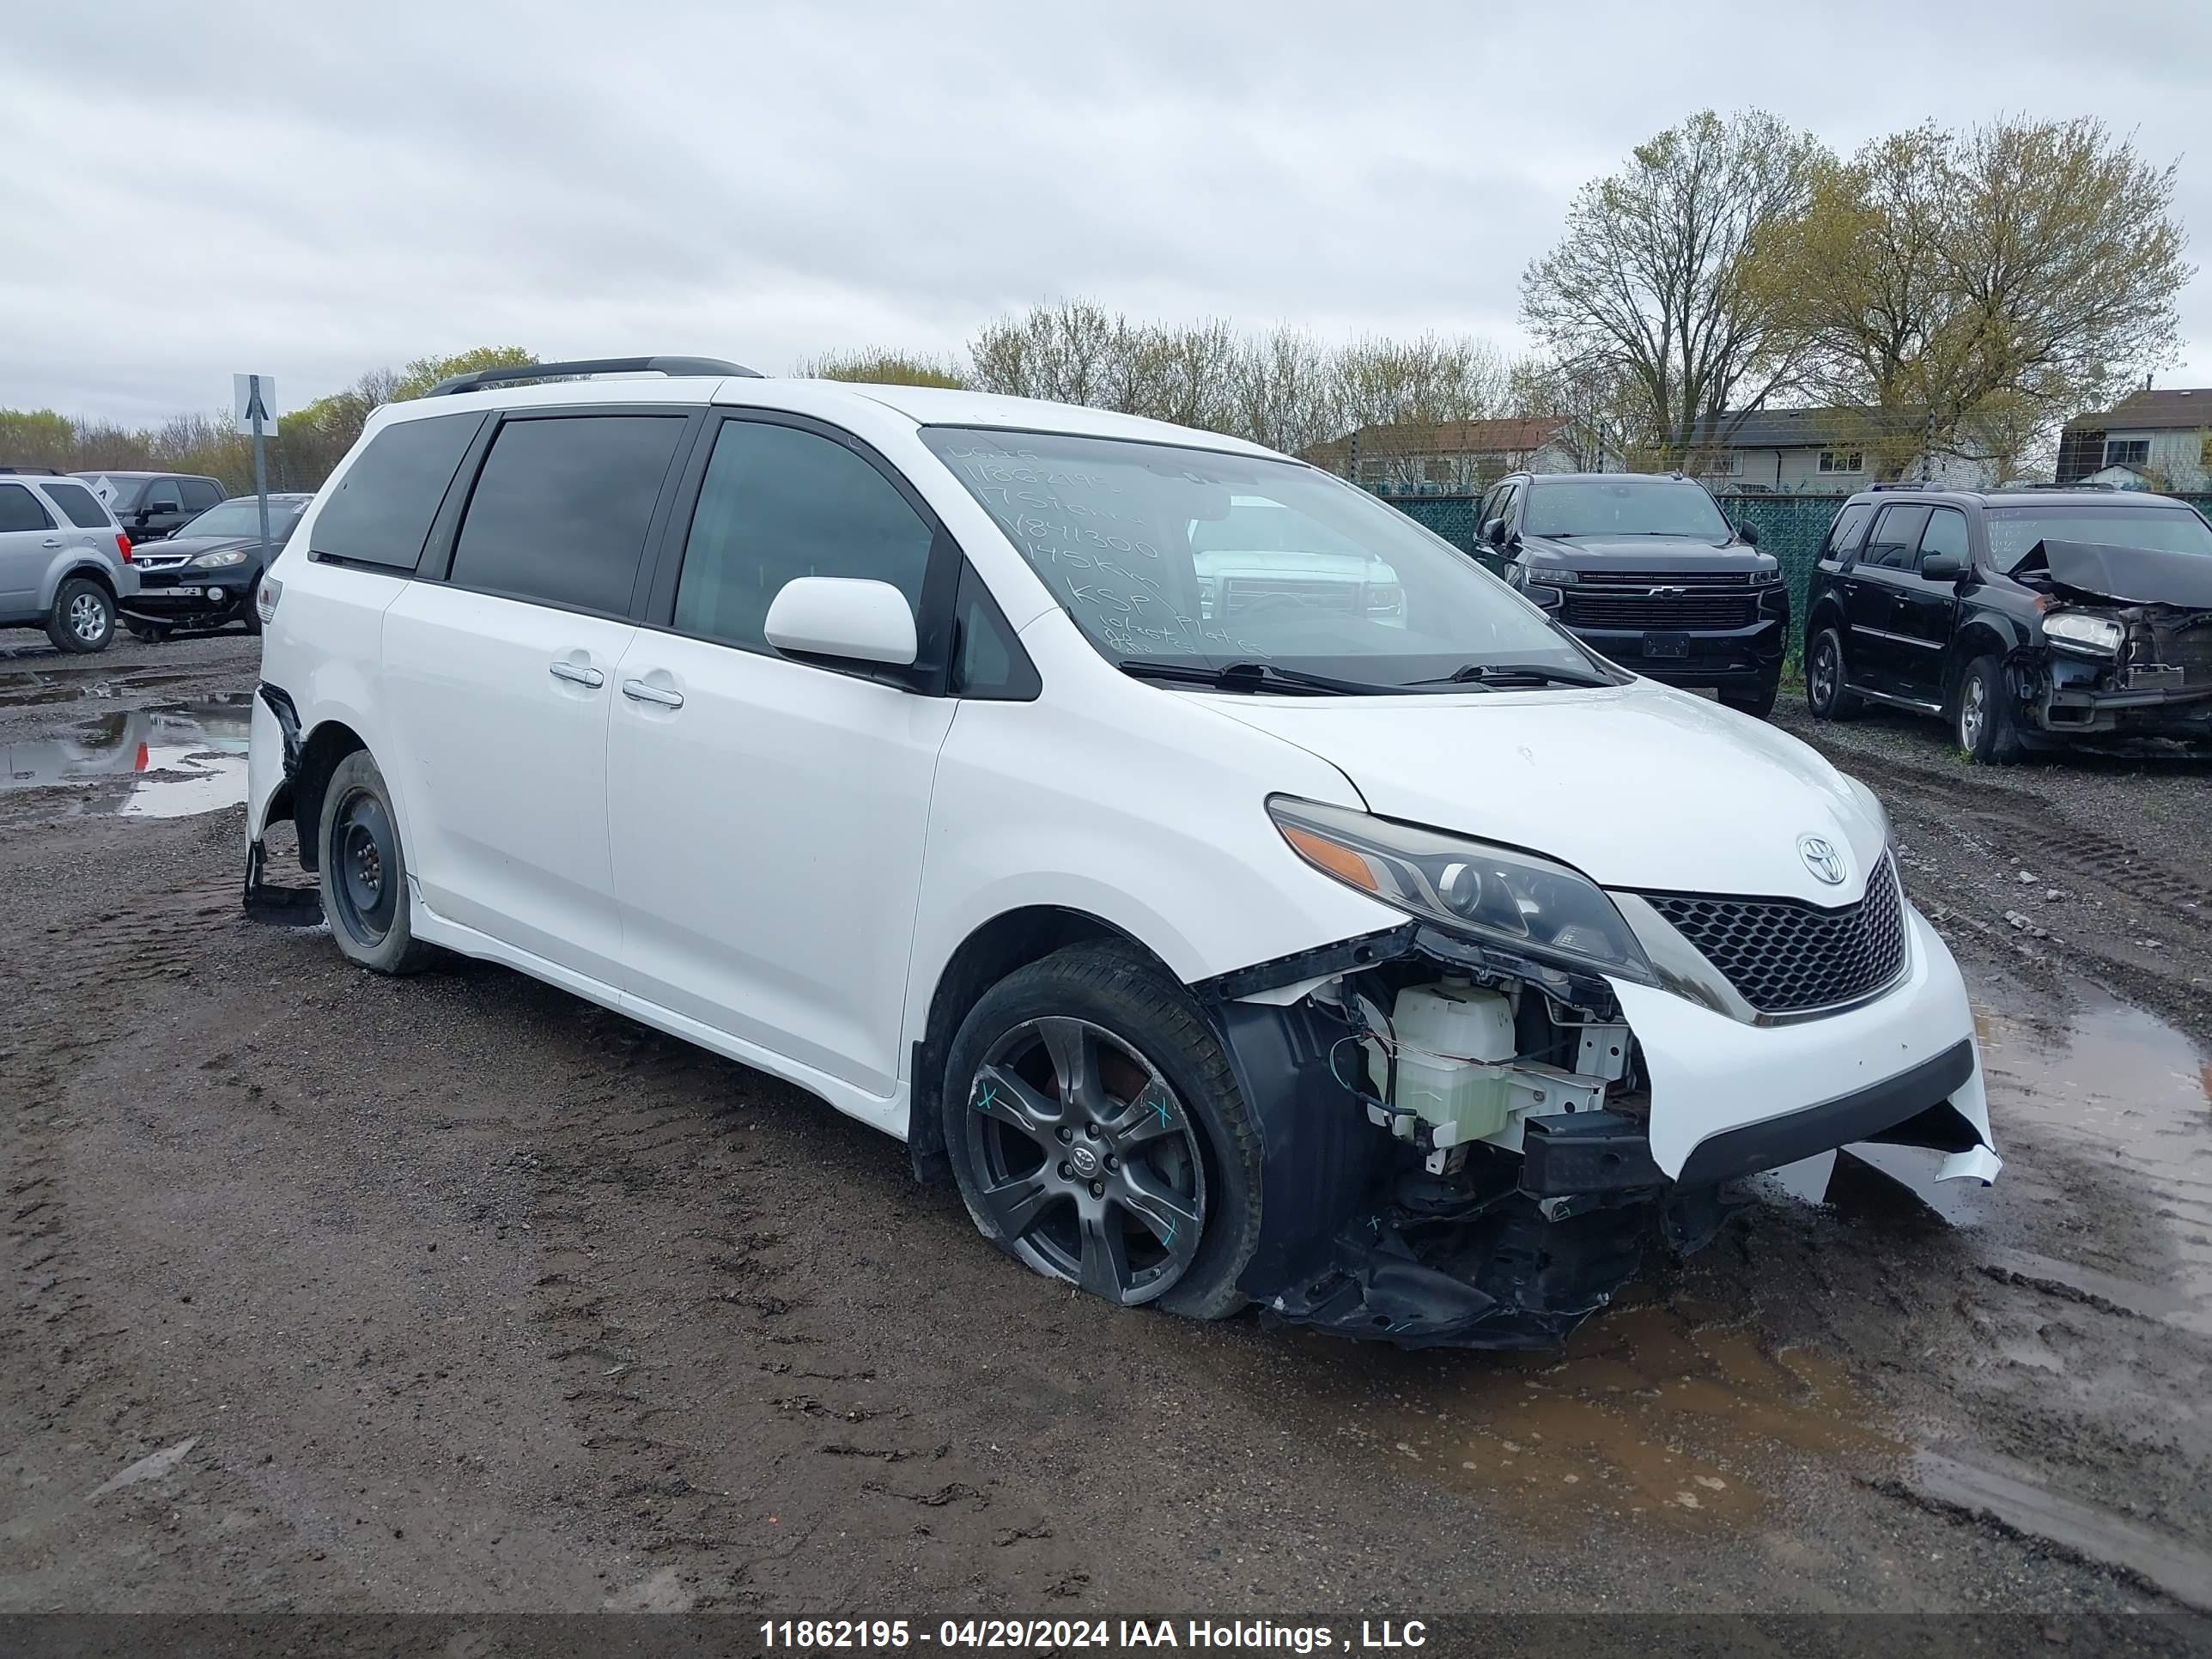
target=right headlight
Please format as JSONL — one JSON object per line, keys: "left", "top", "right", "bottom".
{"left": 2044, "top": 612, "right": 2122, "bottom": 655}
{"left": 1267, "top": 796, "right": 1656, "bottom": 985}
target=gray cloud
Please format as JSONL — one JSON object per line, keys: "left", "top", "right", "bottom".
{"left": 3, "top": 0, "right": 2206, "bottom": 423}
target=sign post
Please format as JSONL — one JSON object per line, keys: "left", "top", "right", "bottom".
{"left": 232, "top": 374, "right": 278, "bottom": 573}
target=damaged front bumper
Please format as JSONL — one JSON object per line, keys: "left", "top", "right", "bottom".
{"left": 1201, "top": 905, "right": 1994, "bottom": 1351}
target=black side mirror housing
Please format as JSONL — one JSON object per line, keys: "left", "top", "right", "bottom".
{"left": 1920, "top": 554, "right": 1966, "bottom": 582}
{"left": 1736, "top": 521, "right": 1760, "bottom": 546}
{"left": 1481, "top": 515, "right": 1507, "bottom": 548}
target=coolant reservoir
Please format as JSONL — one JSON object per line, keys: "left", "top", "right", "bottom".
{"left": 1389, "top": 981, "right": 1516, "bottom": 1142}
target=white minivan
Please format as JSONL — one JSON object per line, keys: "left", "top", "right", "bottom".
{"left": 246, "top": 356, "right": 1999, "bottom": 1348}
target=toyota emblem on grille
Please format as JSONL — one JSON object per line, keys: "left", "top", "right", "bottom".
{"left": 1797, "top": 835, "right": 1846, "bottom": 886}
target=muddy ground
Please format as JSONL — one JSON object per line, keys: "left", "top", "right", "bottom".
{"left": 3, "top": 635, "right": 2210, "bottom": 1645}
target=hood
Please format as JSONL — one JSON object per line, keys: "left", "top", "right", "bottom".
{"left": 1197, "top": 681, "right": 1887, "bottom": 904}
{"left": 139, "top": 533, "right": 266, "bottom": 560}
{"left": 1522, "top": 535, "right": 1771, "bottom": 574}
{"left": 2019, "top": 539, "right": 2212, "bottom": 610}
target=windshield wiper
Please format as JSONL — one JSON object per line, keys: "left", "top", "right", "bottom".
{"left": 1408, "top": 661, "right": 1616, "bottom": 689}
{"left": 1115, "top": 659, "right": 1381, "bottom": 696}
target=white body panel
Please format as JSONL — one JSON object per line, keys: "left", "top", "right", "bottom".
{"left": 605, "top": 629, "right": 956, "bottom": 1100}
{"left": 382, "top": 584, "right": 634, "bottom": 984}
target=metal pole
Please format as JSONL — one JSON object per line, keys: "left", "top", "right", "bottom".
{"left": 251, "top": 374, "right": 271, "bottom": 569}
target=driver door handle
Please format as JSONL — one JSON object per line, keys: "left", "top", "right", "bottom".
{"left": 42, "top": 537, "right": 61, "bottom": 548}
{"left": 548, "top": 660, "right": 605, "bottom": 689}
{"left": 622, "top": 678, "right": 684, "bottom": 709}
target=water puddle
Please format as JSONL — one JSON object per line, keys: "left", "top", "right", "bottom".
{"left": 0, "top": 666, "right": 204, "bottom": 708}
{"left": 1328, "top": 1296, "right": 1893, "bottom": 1532}
{"left": 1, "top": 696, "right": 252, "bottom": 817}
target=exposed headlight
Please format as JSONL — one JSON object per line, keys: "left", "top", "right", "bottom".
{"left": 1747, "top": 568, "right": 1782, "bottom": 586}
{"left": 191, "top": 549, "right": 250, "bottom": 568}
{"left": 1529, "top": 566, "right": 1577, "bottom": 585}
{"left": 1267, "top": 796, "right": 1655, "bottom": 985}
{"left": 2044, "top": 612, "right": 2122, "bottom": 655}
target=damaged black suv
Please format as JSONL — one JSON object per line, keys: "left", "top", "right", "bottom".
{"left": 1804, "top": 484, "right": 2212, "bottom": 761}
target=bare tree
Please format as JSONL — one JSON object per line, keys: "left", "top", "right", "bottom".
{"left": 1522, "top": 109, "right": 1827, "bottom": 466}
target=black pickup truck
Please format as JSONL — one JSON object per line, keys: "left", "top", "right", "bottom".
{"left": 1482, "top": 472, "right": 1789, "bottom": 717}
{"left": 1802, "top": 485, "right": 2212, "bottom": 761}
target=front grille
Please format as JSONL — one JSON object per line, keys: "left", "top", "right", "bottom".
{"left": 1642, "top": 854, "right": 1907, "bottom": 1015}
{"left": 1576, "top": 569, "right": 1756, "bottom": 588}
{"left": 1563, "top": 592, "right": 1759, "bottom": 629}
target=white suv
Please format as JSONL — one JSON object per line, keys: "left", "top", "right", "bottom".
{"left": 246, "top": 356, "right": 1998, "bottom": 1347}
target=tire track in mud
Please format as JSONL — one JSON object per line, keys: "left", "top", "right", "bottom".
{"left": 507, "top": 1002, "right": 1095, "bottom": 1610}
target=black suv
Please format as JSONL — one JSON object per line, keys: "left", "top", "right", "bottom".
{"left": 1803, "top": 485, "right": 2212, "bottom": 761}
{"left": 1480, "top": 472, "right": 1788, "bottom": 716}
{"left": 69, "top": 471, "right": 226, "bottom": 543}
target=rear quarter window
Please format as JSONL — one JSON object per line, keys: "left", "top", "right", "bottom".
{"left": 311, "top": 413, "right": 486, "bottom": 571}
{"left": 0, "top": 483, "right": 53, "bottom": 532}
{"left": 39, "top": 480, "right": 113, "bottom": 530}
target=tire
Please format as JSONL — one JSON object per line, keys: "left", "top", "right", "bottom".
{"left": 317, "top": 750, "right": 438, "bottom": 974}
{"left": 125, "top": 618, "right": 173, "bottom": 644}
{"left": 1721, "top": 678, "right": 1779, "bottom": 720}
{"left": 1954, "top": 654, "right": 2023, "bottom": 764}
{"left": 1805, "top": 626, "right": 1860, "bottom": 720}
{"left": 941, "top": 941, "right": 1262, "bottom": 1320}
{"left": 46, "top": 578, "right": 114, "bottom": 653}
{"left": 244, "top": 603, "right": 263, "bottom": 637}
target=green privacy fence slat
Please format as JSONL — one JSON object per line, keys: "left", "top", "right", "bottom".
{"left": 1377, "top": 489, "right": 2212, "bottom": 659}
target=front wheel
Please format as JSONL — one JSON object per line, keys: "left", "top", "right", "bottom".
{"left": 942, "top": 942, "right": 1262, "bottom": 1318}
{"left": 318, "top": 750, "right": 439, "bottom": 974}
{"left": 1805, "top": 627, "right": 1860, "bottom": 720}
{"left": 1954, "top": 654, "right": 2023, "bottom": 764}
{"left": 46, "top": 579, "right": 114, "bottom": 653}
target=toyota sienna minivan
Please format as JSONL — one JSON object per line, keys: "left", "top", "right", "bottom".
{"left": 244, "top": 356, "right": 1998, "bottom": 1348}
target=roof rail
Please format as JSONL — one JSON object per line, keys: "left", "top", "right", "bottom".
{"left": 1996, "top": 480, "right": 2118, "bottom": 492}
{"left": 1867, "top": 479, "right": 1937, "bottom": 491}
{"left": 425, "top": 356, "right": 763, "bottom": 398}
{"left": 0, "top": 463, "right": 64, "bottom": 474}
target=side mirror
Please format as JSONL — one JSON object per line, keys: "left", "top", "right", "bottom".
{"left": 1482, "top": 516, "right": 1510, "bottom": 549}
{"left": 1920, "top": 554, "right": 1966, "bottom": 582}
{"left": 764, "top": 576, "right": 918, "bottom": 668}
{"left": 1736, "top": 521, "right": 1760, "bottom": 547}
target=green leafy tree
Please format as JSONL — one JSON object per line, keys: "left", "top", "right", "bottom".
{"left": 798, "top": 349, "right": 968, "bottom": 389}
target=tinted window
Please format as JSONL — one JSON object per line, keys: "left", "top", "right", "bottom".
{"left": 450, "top": 416, "right": 686, "bottom": 614}
{"left": 144, "top": 480, "right": 185, "bottom": 512}
{"left": 673, "top": 420, "right": 934, "bottom": 651}
{"left": 1823, "top": 501, "right": 1873, "bottom": 559}
{"left": 1863, "top": 505, "right": 1930, "bottom": 570}
{"left": 0, "top": 483, "right": 52, "bottom": 532}
{"left": 951, "top": 563, "right": 1039, "bottom": 699}
{"left": 1984, "top": 505, "right": 2212, "bottom": 572}
{"left": 1919, "top": 507, "right": 1969, "bottom": 566}
{"left": 40, "top": 481, "right": 112, "bottom": 529}
{"left": 179, "top": 479, "right": 222, "bottom": 511}
{"left": 313, "top": 413, "right": 485, "bottom": 570}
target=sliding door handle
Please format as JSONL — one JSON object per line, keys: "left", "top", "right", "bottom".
{"left": 549, "top": 660, "right": 605, "bottom": 689}
{"left": 621, "top": 678, "right": 684, "bottom": 709}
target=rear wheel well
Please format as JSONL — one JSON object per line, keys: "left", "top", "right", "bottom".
{"left": 290, "top": 721, "right": 368, "bottom": 873}
{"left": 58, "top": 564, "right": 118, "bottom": 601}
{"left": 907, "top": 907, "right": 1174, "bottom": 1182}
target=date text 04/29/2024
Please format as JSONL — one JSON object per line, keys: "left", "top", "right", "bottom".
{"left": 757, "top": 1620, "right": 1429, "bottom": 1651}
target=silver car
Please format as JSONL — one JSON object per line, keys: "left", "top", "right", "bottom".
{"left": 0, "top": 471, "right": 138, "bottom": 653}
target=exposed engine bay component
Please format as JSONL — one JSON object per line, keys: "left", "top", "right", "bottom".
{"left": 1209, "top": 915, "right": 1990, "bottom": 1351}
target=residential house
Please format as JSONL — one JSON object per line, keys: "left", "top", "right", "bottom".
{"left": 2055, "top": 388, "right": 2212, "bottom": 491}
{"left": 1301, "top": 417, "right": 1591, "bottom": 493}
{"left": 1684, "top": 408, "right": 1998, "bottom": 494}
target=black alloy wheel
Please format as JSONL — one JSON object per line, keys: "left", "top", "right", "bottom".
{"left": 961, "top": 1016, "right": 1206, "bottom": 1305}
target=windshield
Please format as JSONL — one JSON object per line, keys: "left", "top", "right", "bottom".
{"left": 1985, "top": 505, "right": 2212, "bottom": 573}
{"left": 176, "top": 498, "right": 307, "bottom": 541}
{"left": 921, "top": 428, "right": 1614, "bottom": 692}
{"left": 1523, "top": 479, "right": 1734, "bottom": 541}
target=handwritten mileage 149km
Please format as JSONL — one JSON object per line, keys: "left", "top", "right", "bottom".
{"left": 757, "top": 1618, "right": 1429, "bottom": 1650}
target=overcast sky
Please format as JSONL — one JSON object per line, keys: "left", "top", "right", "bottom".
{"left": 4, "top": 0, "right": 2208, "bottom": 427}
